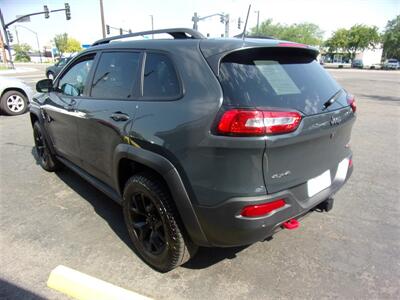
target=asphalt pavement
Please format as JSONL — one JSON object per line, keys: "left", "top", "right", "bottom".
{"left": 0, "top": 65, "right": 399, "bottom": 299}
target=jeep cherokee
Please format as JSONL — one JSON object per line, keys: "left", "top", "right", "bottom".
{"left": 30, "top": 28, "right": 355, "bottom": 272}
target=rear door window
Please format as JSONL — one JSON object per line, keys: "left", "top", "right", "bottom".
{"left": 219, "top": 48, "right": 347, "bottom": 115}
{"left": 142, "top": 53, "right": 180, "bottom": 99}
{"left": 91, "top": 51, "right": 140, "bottom": 99}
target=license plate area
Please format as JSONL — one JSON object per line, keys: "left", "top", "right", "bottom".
{"left": 307, "top": 170, "right": 331, "bottom": 197}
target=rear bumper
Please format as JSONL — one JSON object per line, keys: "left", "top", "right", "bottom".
{"left": 195, "top": 161, "right": 353, "bottom": 247}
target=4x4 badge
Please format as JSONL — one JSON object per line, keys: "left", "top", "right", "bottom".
{"left": 330, "top": 116, "right": 341, "bottom": 126}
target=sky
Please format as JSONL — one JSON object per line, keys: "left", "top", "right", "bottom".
{"left": 1, "top": 0, "right": 399, "bottom": 50}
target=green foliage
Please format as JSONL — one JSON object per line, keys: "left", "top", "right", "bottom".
{"left": 382, "top": 15, "right": 400, "bottom": 59}
{"left": 54, "top": 33, "right": 82, "bottom": 56}
{"left": 14, "top": 43, "right": 31, "bottom": 62}
{"left": 54, "top": 33, "right": 69, "bottom": 57}
{"left": 251, "top": 19, "right": 324, "bottom": 46}
{"left": 324, "top": 25, "right": 381, "bottom": 58}
{"left": 66, "top": 38, "right": 82, "bottom": 53}
{"left": 324, "top": 29, "right": 349, "bottom": 52}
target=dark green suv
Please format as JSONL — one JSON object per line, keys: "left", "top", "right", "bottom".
{"left": 31, "top": 28, "right": 355, "bottom": 272}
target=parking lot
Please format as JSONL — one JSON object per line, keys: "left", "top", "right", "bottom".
{"left": 1, "top": 66, "right": 399, "bottom": 299}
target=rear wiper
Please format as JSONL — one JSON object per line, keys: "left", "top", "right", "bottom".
{"left": 322, "top": 90, "right": 343, "bottom": 110}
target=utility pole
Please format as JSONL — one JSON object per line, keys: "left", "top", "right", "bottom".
{"left": 99, "top": 0, "right": 106, "bottom": 38}
{"left": 150, "top": 15, "right": 154, "bottom": 39}
{"left": 255, "top": 10, "right": 260, "bottom": 34}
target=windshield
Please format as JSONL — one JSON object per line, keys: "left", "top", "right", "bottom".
{"left": 219, "top": 48, "right": 347, "bottom": 115}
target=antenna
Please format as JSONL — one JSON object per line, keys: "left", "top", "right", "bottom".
{"left": 242, "top": 4, "right": 251, "bottom": 41}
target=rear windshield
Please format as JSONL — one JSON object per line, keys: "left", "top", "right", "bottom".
{"left": 219, "top": 48, "right": 347, "bottom": 115}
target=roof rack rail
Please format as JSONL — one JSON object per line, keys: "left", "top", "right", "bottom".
{"left": 92, "top": 28, "right": 205, "bottom": 46}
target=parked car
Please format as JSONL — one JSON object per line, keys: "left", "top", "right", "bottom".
{"left": 31, "top": 28, "right": 356, "bottom": 272}
{"left": 383, "top": 59, "right": 400, "bottom": 70}
{"left": 351, "top": 59, "right": 364, "bottom": 69}
{"left": 45, "top": 57, "right": 73, "bottom": 79}
{"left": 0, "top": 76, "right": 33, "bottom": 115}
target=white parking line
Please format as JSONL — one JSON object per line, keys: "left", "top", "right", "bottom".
{"left": 47, "top": 265, "right": 153, "bottom": 300}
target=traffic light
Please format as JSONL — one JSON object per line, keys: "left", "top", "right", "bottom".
{"left": 7, "top": 30, "right": 13, "bottom": 43}
{"left": 106, "top": 25, "right": 110, "bottom": 35}
{"left": 119, "top": 28, "right": 123, "bottom": 35}
{"left": 65, "top": 3, "right": 71, "bottom": 20}
{"left": 44, "top": 5, "right": 49, "bottom": 19}
{"left": 220, "top": 14, "right": 225, "bottom": 23}
{"left": 238, "top": 17, "right": 241, "bottom": 29}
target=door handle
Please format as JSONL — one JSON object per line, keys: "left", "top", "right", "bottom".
{"left": 110, "top": 112, "right": 130, "bottom": 122}
{"left": 64, "top": 99, "right": 77, "bottom": 112}
{"left": 64, "top": 104, "right": 75, "bottom": 112}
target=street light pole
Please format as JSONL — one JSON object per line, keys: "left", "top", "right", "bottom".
{"left": 255, "top": 10, "right": 260, "bottom": 34}
{"left": 99, "top": 0, "right": 106, "bottom": 38}
{"left": 15, "top": 25, "right": 42, "bottom": 63}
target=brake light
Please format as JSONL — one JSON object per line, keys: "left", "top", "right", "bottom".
{"left": 241, "top": 199, "right": 286, "bottom": 217}
{"left": 347, "top": 94, "right": 356, "bottom": 113}
{"left": 278, "top": 42, "right": 308, "bottom": 48}
{"left": 216, "top": 109, "right": 302, "bottom": 136}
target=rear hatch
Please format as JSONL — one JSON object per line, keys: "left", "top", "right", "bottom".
{"left": 218, "top": 46, "right": 355, "bottom": 194}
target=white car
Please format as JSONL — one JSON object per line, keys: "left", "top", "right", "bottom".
{"left": 383, "top": 59, "right": 400, "bottom": 70}
{"left": 0, "top": 77, "right": 34, "bottom": 116}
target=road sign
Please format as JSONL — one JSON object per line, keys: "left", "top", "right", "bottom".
{"left": 16, "top": 15, "right": 31, "bottom": 22}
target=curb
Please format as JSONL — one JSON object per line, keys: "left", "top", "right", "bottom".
{"left": 47, "top": 265, "right": 153, "bottom": 300}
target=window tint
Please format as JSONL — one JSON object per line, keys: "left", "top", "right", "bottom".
{"left": 58, "top": 57, "right": 94, "bottom": 96}
{"left": 143, "top": 53, "right": 180, "bottom": 98}
{"left": 91, "top": 52, "right": 140, "bottom": 99}
{"left": 219, "top": 48, "right": 347, "bottom": 115}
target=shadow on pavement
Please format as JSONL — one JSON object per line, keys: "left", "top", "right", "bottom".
{"left": 357, "top": 94, "right": 399, "bottom": 102}
{"left": 0, "top": 278, "right": 45, "bottom": 300}
{"left": 30, "top": 147, "right": 249, "bottom": 270}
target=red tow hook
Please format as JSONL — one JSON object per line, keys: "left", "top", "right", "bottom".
{"left": 282, "top": 219, "right": 300, "bottom": 230}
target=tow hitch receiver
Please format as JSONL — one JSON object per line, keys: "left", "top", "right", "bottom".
{"left": 316, "top": 198, "right": 334, "bottom": 212}
{"left": 283, "top": 219, "right": 300, "bottom": 230}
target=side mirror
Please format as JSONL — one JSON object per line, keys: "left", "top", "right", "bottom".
{"left": 36, "top": 79, "right": 53, "bottom": 93}
{"left": 61, "top": 83, "right": 80, "bottom": 97}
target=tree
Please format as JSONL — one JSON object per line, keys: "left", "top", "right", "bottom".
{"left": 54, "top": 33, "right": 68, "bottom": 57}
{"left": 324, "top": 29, "right": 349, "bottom": 53}
{"left": 54, "top": 34, "right": 83, "bottom": 56}
{"left": 324, "top": 25, "right": 381, "bottom": 59}
{"left": 347, "top": 24, "right": 381, "bottom": 59}
{"left": 251, "top": 19, "right": 324, "bottom": 46}
{"left": 382, "top": 15, "right": 400, "bottom": 59}
{"left": 14, "top": 43, "right": 31, "bottom": 62}
{"left": 66, "top": 38, "right": 82, "bottom": 53}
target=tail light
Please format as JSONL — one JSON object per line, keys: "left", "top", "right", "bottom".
{"left": 241, "top": 199, "right": 286, "bottom": 217}
{"left": 216, "top": 109, "right": 302, "bottom": 136}
{"left": 347, "top": 94, "right": 356, "bottom": 113}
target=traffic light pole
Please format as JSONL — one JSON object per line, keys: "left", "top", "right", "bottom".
{"left": 0, "top": 9, "right": 14, "bottom": 68}
{"left": 0, "top": 5, "right": 70, "bottom": 69}
{"left": 192, "top": 12, "right": 229, "bottom": 37}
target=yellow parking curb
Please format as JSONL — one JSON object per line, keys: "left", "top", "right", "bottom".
{"left": 47, "top": 265, "right": 153, "bottom": 300}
